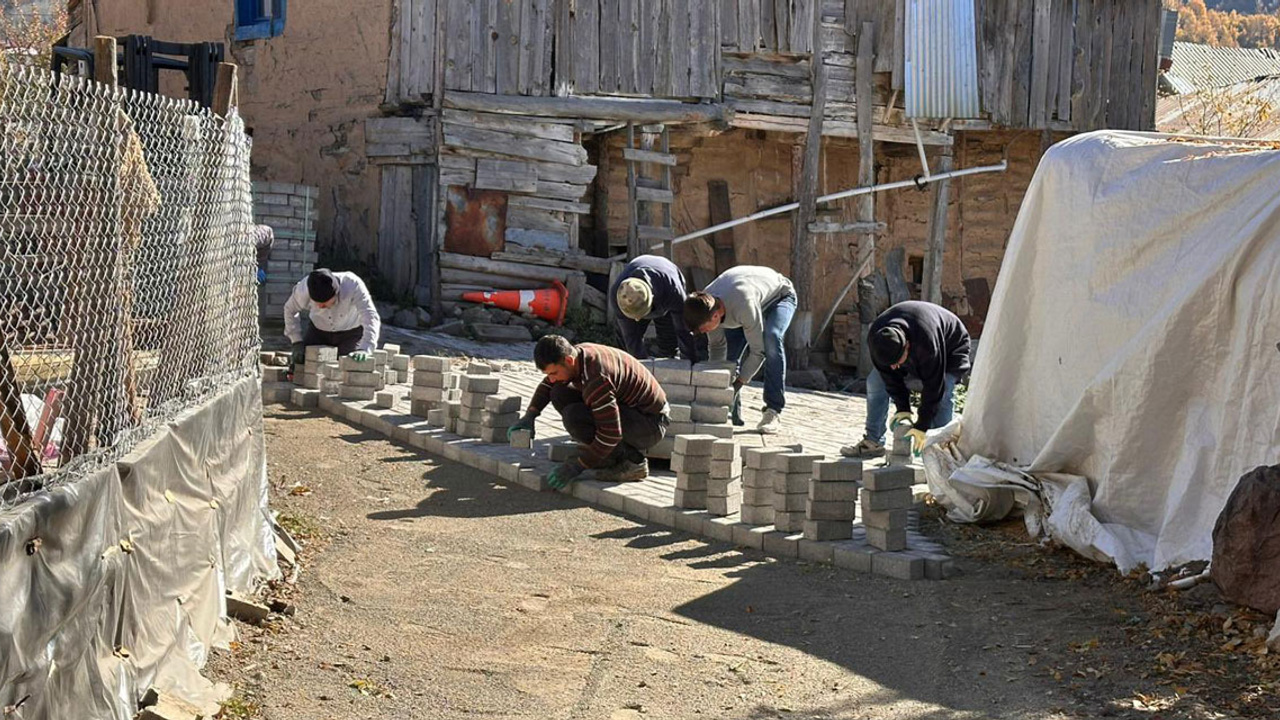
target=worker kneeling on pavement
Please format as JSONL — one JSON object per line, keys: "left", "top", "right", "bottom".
{"left": 508, "top": 335, "right": 670, "bottom": 489}
{"left": 842, "top": 300, "right": 971, "bottom": 459}
{"left": 283, "top": 268, "right": 381, "bottom": 369}
{"left": 611, "top": 254, "right": 701, "bottom": 362}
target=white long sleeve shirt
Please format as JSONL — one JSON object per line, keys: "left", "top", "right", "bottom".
{"left": 282, "top": 271, "right": 381, "bottom": 353}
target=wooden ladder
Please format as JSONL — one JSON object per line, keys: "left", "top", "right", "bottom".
{"left": 622, "top": 123, "right": 676, "bottom": 260}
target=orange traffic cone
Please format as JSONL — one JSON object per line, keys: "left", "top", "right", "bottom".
{"left": 463, "top": 280, "right": 569, "bottom": 326}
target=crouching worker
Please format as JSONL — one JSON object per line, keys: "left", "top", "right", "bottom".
{"left": 507, "top": 335, "right": 670, "bottom": 488}
{"left": 283, "top": 268, "right": 381, "bottom": 370}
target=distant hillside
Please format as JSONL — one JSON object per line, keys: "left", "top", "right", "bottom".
{"left": 1178, "top": 0, "right": 1280, "bottom": 48}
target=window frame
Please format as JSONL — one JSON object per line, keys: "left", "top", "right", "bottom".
{"left": 234, "top": 0, "right": 286, "bottom": 41}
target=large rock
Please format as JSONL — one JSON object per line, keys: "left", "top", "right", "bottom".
{"left": 461, "top": 306, "right": 493, "bottom": 325}
{"left": 415, "top": 307, "right": 433, "bottom": 327}
{"left": 1212, "top": 465, "right": 1280, "bottom": 613}
{"left": 375, "top": 301, "right": 397, "bottom": 321}
{"left": 392, "top": 308, "right": 419, "bottom": 328}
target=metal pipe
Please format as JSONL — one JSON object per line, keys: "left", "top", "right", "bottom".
{"left": 614, "top": 160, "right": 1009, "bottom": 260}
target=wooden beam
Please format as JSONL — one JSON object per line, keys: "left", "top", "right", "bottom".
{"left": 622, "top": 147, "right": 678, "bottom": 166}
{"left": 444, "top": 90, "right": 731, "bottom": 123}
{"left": 922, "top": 148, "right": 953, "bottom": 304}
{"left": 728, "top": 112, "right": 953, "bottom": 145}
{"left": 808, "top": 220, "right": 886, "bottom": 234}
{"left": 855, "top": 22, "right": 877, "bottom": 379}
{"left": 707, "top": 180, "right": 736, "bottom": 274}
{"left": 788, "top": 6, "right": 829, "bottom": 370}
{"left": 93, "top": 35, "right": 116, "bottom": 86}
{"left": 213, "top": 62, "right": 238, "bottom": 117}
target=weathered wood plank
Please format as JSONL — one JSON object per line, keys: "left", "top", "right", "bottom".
{"left": 1044, "top": 0, "right": 1064, "bottom": 124}
{"left": 790, "top": 4, "right": 828, "bottom": 367}
{"left": 655, "top": 0, "right": 673, "bottom": 95}
{"left": 385, "top": 0, "right": 404, "bottom": 103}
{"left": 1139, "top": 0, "right": 1161, "bottom": 129}
{"left": 440, "top": 251, "right": 578, "bottom": 281}
{"left": 535, "top": 180, "right": 593, "bottom": 201}
{"left": 791, "top": 0, "right": 814, "bottom": 54}
{"left": 809, "top": 220, "right": 886, "bottom": 233}
{"left": 518, "top": 0, "right": 536, "bottom": 94}
{"left": 495, "top": 0, "right": 520, "bottom": 95}
{"left": 736, "top": 0, "right": 759, "bottom": 52}
{"left": 723, "top": 73, "right": 812, "bottom": 102}
{"left": 635, "top": 186, "right": 674, "bottom": 203}
{"left": 378, "top": 165, "right": 416, "bottom": 296}
{"left": 412, "top": 164, "right": 438, "bottom": 308}
{"left": 505, "top": 227, "right": 571, "bottom": 249}
{"left": 538, "top": 0, "right": 554, "bottom": 95}
{"left": 444, "top": 90, "right": 730, "bottom": 122}
{"left": 707, "top": 180, "right": 736, "bottom": 273}
{"left": 720, "top": 0, "right": 738, "bottom": 46}
{"left": 671, "top": 0, "right": 691, "bottom": 96}
{"left": 730, "top": 112, "right": 954, "bottom": 144}
{"left": 619, "top": 0, "right": 639, "bottom": 93}
{"left": 1070, "top": 0, "right": 1094, "bottom": 130}
{"left": 622, "top": 147, "right": 678, "bottom": 165}
{"left": 1091, "top": 0, "right": 1112, "bottom": 129}
{"left": 1054, "top": 0, "right": 1074, "bottom": 122}
{"left": 492, "top": 248, "right": 615, "bottom": 274}
{"left": 689, "top": 0, "right": 719, "bottom": 97}
{"left": 507, "top": 206, "right": 570, "bottom": 232}
{"left": 573, "top": 0, "right": 600, "bottom": 94}
{"left": 508, "top": 195, "right": 592, "bottom": 214}
{"left": 366, "top": 116, "right": 435, "bottom": 146}
{"left": 599, "top": 0, "right": 620, "bottom": 93}
{"left": 639, "top": 0, "right": 660, "bottom": 95}
{"left": 442, "top": 108, "right": 576, "bottom": 141}
{"left": 1028, "top": 0, "right": 1053, "bottom": 128}
{"left": 554, "top": 0, "right": 574, "bottom": 94}
{"left": 475, "top": 158, "right": 539, "bottom": 193}
{"left": 722, "top": 54, "right": 811, "bottom": 79}
{"left": 855, "top": 21, "right": 876, "bottom": 287}
{"left": 444, "top": 0, "right": 471, "bottom": 91}
{"left": 1106, "top": 0, "right": 1127, "bottom": 128}
{"left": 922, "top": 150, "right": 953, "bottom": 304}
{"left": 762, "top": 0, "right": 778, "bottom": 51}
{"left": 1011, "top": 0, "right": 1035, "bottom": 126}
{"left": 443, "top": 123, "right": 588, "bottom": 165}
{"left": 410, "top": 0, "right": 434, "bottom": 99}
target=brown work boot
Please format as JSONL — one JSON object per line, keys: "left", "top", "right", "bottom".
{"left": 595, "top": 458, "right": 649, "bottom": 483}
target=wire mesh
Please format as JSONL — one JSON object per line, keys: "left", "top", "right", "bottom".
{"left": 0, "top": 64, "right": 259, "bottom": 508}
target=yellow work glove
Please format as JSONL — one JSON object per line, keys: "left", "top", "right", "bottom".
{"left": 906, "top": 427, "right": 928, "bottom": 455}
{"left": 891, "top": 411, "right": 914, "bottom": 428}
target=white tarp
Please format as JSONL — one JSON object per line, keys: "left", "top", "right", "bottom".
{"left": 929, "top": 130, "right": 1280, "bottom": 572}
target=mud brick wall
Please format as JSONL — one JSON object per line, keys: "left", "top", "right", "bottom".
{"left": 256, "top": 182, "right": 320, "bottom": 323}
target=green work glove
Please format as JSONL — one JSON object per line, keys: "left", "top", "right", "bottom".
{"left": 545, "top": 460, "right": 584, "bottom": 490}
{"left": 906, "top": 427, "right": 928, "bottom": 456}
{"left": 349, "top": 350, "right": 370, "bottom": 363}
{"left": 891, "top": 411, "right": 914, "bottom": 428}
{"left": 730, "top": 385, "right": 745, "bottom": 427}
{"left": 506, "top": 415, "right": 536, "bottom": 442}
{"left": 289, "top": 342, "right": 306, "bottom": 368}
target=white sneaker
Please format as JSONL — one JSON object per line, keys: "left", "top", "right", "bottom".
{"left": 757, "top": 408, "right": 782, "bottom": 435}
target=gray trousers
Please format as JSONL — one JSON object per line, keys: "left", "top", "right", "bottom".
{"left": 550, "top": 384, "right": 667, "bottom": 463}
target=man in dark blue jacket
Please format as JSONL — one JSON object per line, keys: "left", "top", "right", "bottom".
{"left": 610, "top": 254, "right": 701, "bottom": 362}
{"left": 843, "top": 301, "right": 971, "bottom": 458}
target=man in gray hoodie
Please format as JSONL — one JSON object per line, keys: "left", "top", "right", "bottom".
{"left": 683, "top": 266, "right": 796, "bottom": 434}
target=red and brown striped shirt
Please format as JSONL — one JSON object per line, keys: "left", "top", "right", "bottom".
{"left": 528, "top": 343, "right": 667, "bottom": 468}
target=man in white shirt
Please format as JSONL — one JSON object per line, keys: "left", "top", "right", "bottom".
{"left": 283, "top": 269, "right": 381, "bottom": 366}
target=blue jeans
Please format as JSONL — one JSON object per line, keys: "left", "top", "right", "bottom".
{"left": 725, "top": 293, "right": 797, "bottom": 413}
{"left": 864, "top": 369, "right": 959, "bottom": 444}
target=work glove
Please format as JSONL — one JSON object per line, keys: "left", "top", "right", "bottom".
{"left": 289, "top": 342, "right": 306, "bottom": 369}
{"left": 891, "top": 411, "right": 914, "bottom": 428}
{"left": 906, "top": 427, "right": 928, "bottom": 456}
{"left": 507, "top": 415, "right": 537, "bottom": 442}
{"left": 730, "top": 384, "right": 745, "bottom": 427}
{"left": 545, "top": 460, "right": 585, "bottom": 490}
{"left": 349, "top": 350, "right": 370, "bottom": 363}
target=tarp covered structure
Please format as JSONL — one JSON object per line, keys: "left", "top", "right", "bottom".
{"left": 926, "top": 130, "right": 1280, "bottom": 573}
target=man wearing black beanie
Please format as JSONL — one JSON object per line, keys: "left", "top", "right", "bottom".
{"left": 842, "top": 300, "right": 970, "bottom": 458}
{"left": 283, "top": 268, "right": 381, "bottom": 367}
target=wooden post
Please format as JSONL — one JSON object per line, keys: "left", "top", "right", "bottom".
{"left": 787, "top": 7, "right": 829, "bottom": 370}
{"left": 213, "top": 62, "right": 238, "bottom": 117}
{"left": 429, "top": 6, "right": 448, "bottom": 320}
{"left": 625, "top": 123, "right": 641, "bottom": 259}
{"left": 922, "top": 146, "right": 954, "bottom": 305}
{"left": 855, "top": 22, "right": 878, "bottom": 378}
{"left": 94, "top": 35, "right": 117, "bottom": 86}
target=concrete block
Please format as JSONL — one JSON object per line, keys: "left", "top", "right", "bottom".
{"left": 484, "top": 395, "right": 523, "bottom": 414}
{"left": 696, "top": 386, "right": 736, "bottom": 406}
{"left": 772, "top": 473, "right": 811, "bottom": 495}
{"left": 706, "top": 493, "right": 741, "bottom": 516}
{"left": 866, "top": 526, "right": 908, "bottom": 551}
{"left": 647, "top": 503, "right": 678, "bottom": 528}
{"left": 744, "top": 446, "right": 791, "bottom": 469}
{"left": 340, "top": 355, "right": 376, "bottom": 372}
{"left": 671, "top": 453, "right": 712, "bottom": 473}
{"left": 762, "top": 531, "right": 800, "bottom": 558}
{"left": 873, "top": 551, "right": 924, "bottom": 580}
{"left": 704, "top": 516, "right": 736, "bottom": 542}
{"left": 732, "top": 522, "right": 765, "bottom": 549}
{"left": 916, "top": 552, "right": 958, "bottom": 580}
{"left": 396, "top": 369, "right": 409, "bottom": 383}
{"left": 803, "top": 519, "right": 853, "bottom": 541}
{"left": 740, "top": 467, "right": 767, "bottom": 487}
{"left": 321, "top": 362, "right": 342, "bottom": 380}
{"left": 646, "top": 436, "right": 674, "bottom": 459}
{"left": 891, "top": 424, "right": 913, "bottom": 457}
{"left": 695, "top": 423, "right": 733, "bottom": 439}
{"left": 809, "top": 481, "right": 859, "bottom": 502}
{"left": 385, "top": 369, "right": 399, "bottom": 385}
{"left": 668, "top": 404, "right": 693, "bottom": 422}
{"left": 382, "top": 343, "right": 402, "bottom": 355}
{"left": 772, "top": 493, "right": 809, "bottom": 513}
{"left": 460, "top": 374, "right": 501, "bottom": 394}
{"left": 427, "top": 408, "right": 450, "bottom": 426}
{"left": 711, "top": 440, "right": 739, "bottom": 461}
{"left": 342, "top": 371, "right": 382, "bottom": 387}
{"left": 707, "top": 477, "right": 742, "bottom": 497}
{"left": 863, "top": 465, "right": 915, "bottom": 492}
{"left": 664, "top": 384, "right": 697, "bottom": 403}
{"left": 548, "top": 442, "right": 581, "bottom": 462}
{"left": 572, "top": 480, "right": 603, "bottom": 505}
{"left": 772, "top": 510, "right": 805, "bottom": 533}
{"left": 675, "top": 472, "right": 709, "bottom": 491}
{"left": 373, "top": 349, "right": 390, "bottom": 366}
{"left": 305, "top": 345, "right": 338, "bottom": 362}
{"left": 862, "top": 508, "right": 909, "bottom": 531}
{"left": 375, "top": 391, "right": 395, "bottom": 408}
{"left": 860, "top": 487, "right": 914, "bottom": 512}
{"left": 413, "top": 355, "right": 451, "bottom": 372}
{"left": 391, "top": 354, "right": 410, "bottom": 371}
{"left": 831, "top": 540, "right": 877, "bottom": 572}
{"left": 297, "top": 373, "right": 322, "bottom": 389}
{"left": 672, "top": 509, "right": 708, "bottom": 534}
{"left": 739, "top": 504, "right": 774, "bottom": 525}
{"left": 262, "top": 366, "right": 289, "bottom": 382}
{"left": 481, "top": 427, "right": 509, "bottom": 443}
{"left": 806, "top": 500, "right": 856, "bottom": 521}
{"left": 460, "top": 406, "right": 486, "bottom": 423}
{"left": 667, "top": 421, "right": 697, "bottom": 436}
{"left": 226, "top": 592, "right": 270, "bottom": 624}
{"left": 691, "top": 403, "right": 730, "bottom": 424}
{"left": 815, "top": 459, "right": 863, "bottom": 482}
{"left": 461, "top": 391, "right": 491, "bottom": 409}
{"left": 410, "top": 398, "right": 435, "bottom": 416}
{"left": 775, "top": 452, "right": 823, "bottom": 473}
{"left": 413, "top": 371, "right": 452, "bottom": 388}
{"left": 653, "top": 361, "right": 692, "bottom": 385}
{"left": 622, "top": 494, "right": 652, "bottom": 521}
{"left": 799, "top": 538, "right": 836, "bottom": 564}
{"left": 509, "top": 429, "right": 532, "bottom": 448}
{"left": 262, "top": 381, "right": 292, "bottom": 403}
{"left": 691, "top": 368, "right": 732, "bottom": 388}
{"left": 447, "top": 401, "right": 462, "bottom": 417}
{"left": 290, "top": 388, "right": 319, "bottom": 408}
{"left": 339, "top": 385, "right": 376, "bottom": 401}
{"left": 673, "top": 434, "right": 716, "bottom": 456}
{"left": 742, "top": 486, "right": 773, "bottom": 505}
{"left": 673, "top": 488, "right": 707, "bottom": 509}
{"left": 466, "top": 362, "right": 492, "bottom": 375}
{"left": 482, "top": 411, "right": 520, "bottom": 428}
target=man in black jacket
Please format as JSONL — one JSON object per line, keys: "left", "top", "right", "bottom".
{"left": 842, "top": 301, "right": 971, "bottom": 458}
{"left": 610, "top": 254, "right": 701, "bottom": 362}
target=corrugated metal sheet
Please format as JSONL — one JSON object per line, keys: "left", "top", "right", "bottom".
{"left": 1159, "top": 10, "right": 1178, "bottom": 62}
{"left": 904, "top": 0, "right": 981, "bottom": 119}
{"left": 1165, "top": 42, "right": 1280, "bottom": 94}
{"left": 1157, "top": 76, "right": 1280, "bottom": 140}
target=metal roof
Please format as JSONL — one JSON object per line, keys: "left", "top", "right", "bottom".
{"left": 1164, "top": 42, "right": 1280, "bottom": 94}
{"left": 1156, "top": 75, "right": 1280, "bottom": 140}
{"left": 903, "top": 0, "right": 981, "bottom": 120}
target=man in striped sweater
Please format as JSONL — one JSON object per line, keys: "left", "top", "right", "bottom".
{"left": 508, "top": 335, "right": 670, "bottom": 488}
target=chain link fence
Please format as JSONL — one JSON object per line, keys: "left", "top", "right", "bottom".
{"left": 0, "top": 64, "right": 259, "bottom": 508}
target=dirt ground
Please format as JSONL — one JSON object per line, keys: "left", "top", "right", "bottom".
{"left": 206, "top": 407, "right": 1280, "bottom": 720}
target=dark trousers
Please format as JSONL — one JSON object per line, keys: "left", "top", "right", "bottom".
{"left": 550, "top": 384, "right": 667, "bottom": 463}
{"left": 303, "top": 324, "right": 363, "bottom": 356}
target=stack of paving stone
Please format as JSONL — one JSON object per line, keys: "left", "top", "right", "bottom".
{"left": 319, "top": 361, "right": 342, "bottom": 395}
{"left": 384, "top": 344, "right": 410, "bottom": 384}
{"left": 339, "top": 354, "right": 382, "bottom": 400}
{"left": 295, "top": 345, "right": 336, "bottom": 390}
{"left": 411, "top": 355, "right": 458, "bottom": 417}
{"left": 254, "top": 181, "right": 318, "bottom": 322}
{"left": 740, "top": 446, "right": 792, "bottom": 525}
{"left": 671, "top": 434, "right": 715, "bottom": 509}
{"left": 889, "top": 424, "right": 913, "bottom": 464}
{"left": 861, "top": 465, "right": 915, "bottom": 551}
{"left": 772, "top": 452, "right": 823, "bottom": 533}
{"left": 457, "top": 373, "right": 501, "bottom": 439}
{"left": 647, "top": 360, "right": 737, "bottom": 459}
{"left": 706, "top": 440, "right": 742, "bottom": 516}
{"left": 803, "top": 459, "right": 861, "bottom": 541}
{"left": 481, "top": 395, "right": 522, "bottom": 443}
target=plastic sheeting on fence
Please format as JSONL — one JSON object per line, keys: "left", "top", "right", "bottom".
{"left": 0, "top": 377, "right": 276, "bottom": 719}
{"left": 924, "top": 130, "right": 1280, "bottom": 573}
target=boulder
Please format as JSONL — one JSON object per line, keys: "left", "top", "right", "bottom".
{"left": 375, "top": 301, "right": 396, "bottom": 321}
{"left": 1212, "top": 465, "right": 1280, "bottom": 613}
{"left": 461, "top": 306, "right": 493, "bottom": 325}
{"left": 392, "top": 308, "right": 418, "bottom": 328}
{"left": 435, "top": 319, "right": 466, "bottom": 336}
{"left": 415, "top": 307, "right": 433, "bottom": 327}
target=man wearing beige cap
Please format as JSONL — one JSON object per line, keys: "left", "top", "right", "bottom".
{"left": 609, "top": 254, "right": 701, "bottom": 362}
